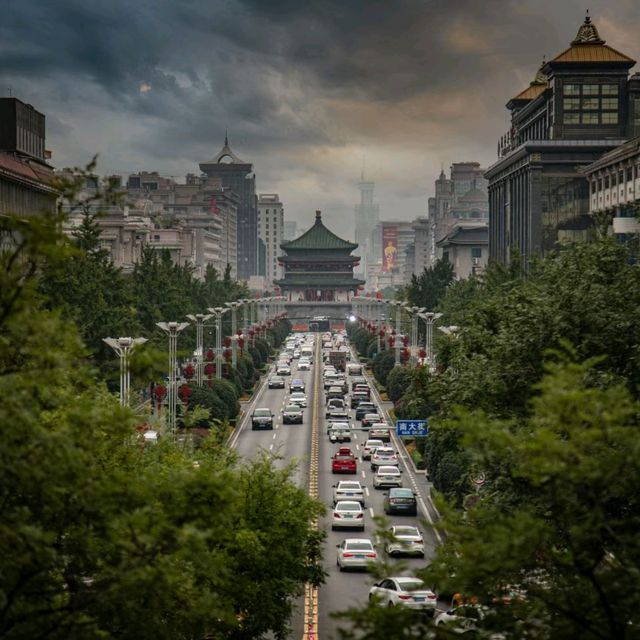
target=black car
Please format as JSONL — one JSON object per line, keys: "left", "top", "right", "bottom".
{"left": 268, "top": 376, "right": 285, "bottom": 389}
{"left": 251, "top": 408, "right": 274, "bottom": 430}
{"left": 383, "top": 488, "right": 418, "bottom": 516}
{"left": 355, "top": 402, "right": 377, "bottom": 421}
{"left": 289, "top": 378, "right": 306, "bottom": 392}
{"left": 350, "top": 391, "right": 370, "bottom": 408}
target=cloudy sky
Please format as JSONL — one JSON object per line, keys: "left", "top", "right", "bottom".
{"left": 2, "top": 0, "right": 639, "bottom": 239}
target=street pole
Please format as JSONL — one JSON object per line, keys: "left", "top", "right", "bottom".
{"left": 226, "top": 301, "right": 239, "bottom": 369}
{"left": 419, "top": 312, "right": 443, "bottom": 370}
{"left": 186, "top": 313, "right": 213, "bottom": 386}
{"left": 103, "top": 336, "right": 148, "bottom": 406}
{"left": 393, "top": 301, "right": 403, "bottom": 366}
{"left": 207, "top": 307, "right": 230, "bottom": 379}
{"left": 156, "top": 322, "right": 189, "bottom": 438}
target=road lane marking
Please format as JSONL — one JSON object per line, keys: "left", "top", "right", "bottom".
{"left": 269, "top": 444, "right": 274, "bottom": 451}
{"left": 369, "top": 507, "right": 375, "bottom": 518}
{"left": 364, "top": 487, "right": 370, "bottom": 497}
{"left": 361, "top": 470, "right": 366, "bottom": 479}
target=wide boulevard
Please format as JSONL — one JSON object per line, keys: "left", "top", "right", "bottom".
{"left": 228, "top": 333, "right": 442, "bottom": 639}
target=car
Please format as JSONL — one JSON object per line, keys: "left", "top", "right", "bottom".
{"left": 327, "top": 409, "right": 349, "bottom": 424}
{"left": 326, "top": 420, "right": 351, "bottom": 435}
{"left": 361, "top": 413, "right": 382, "bottom": 429}
{"left": 332, "top": 447, "right": 357, "bottom": 474}
{"left": 385, "top": 525, "right": 425, "bottom": 557}
{"left": 142, "top": 429, "right": 159, "bottom": 444}
{"left": 355, "top": 402, "right": 377, "bottom": 420}
{"left": 251, "top": 407, "right": 274, "bottom": 430}
{"left": 369, "top": 424, "right": 391, "bottom": 442}
{"left": 434, "top": 605, "right": 502, "bottom": 635}
{"left": 336, "top": 538, "right": 377, "bottom": 571}
{"left": 325, "top": 397, "right": 346, "bottom": 417}
{"left": 292, "top": 350, "right": 300, "bottom": 359}
{"left": 369, "top": 577, "right": 437, "bottom": 611}
{"left": 333, "top": 480, "right": 365, "bottom": 506}
{"left": 350, "top": 375, "right": 367, "bottom": 391}
{"left": 383, "top": 488, "right": 418, "bottom": 516}
{"left": 373, "top": 465, "right": 403, "bottom": 489}
{"left": 282, "top": 404, "right": 304, "bottom": 424}
{"left": 346, "top": 363, "right": 363, "bottom": 375}
{"left": 331, "top": 500, "right": 365, "bottom": 530}
{"left": 289, "top": 392, "right": 307, "bottom": 408}
{"left": 289, "top": 378, "right": 306, "bottom": 392}
{"left": 276, "top": 365, "right": 291, "bottom": 376}
{"left": 298, "top": 358, "right": 311, "bottom": 371}
{"left": 328, "top": 425, "right": 352, "bottom": 443}
{"left": 362, "top": 438, "right": 384, "bottom": 461}
{"left": 371, "top": 446, "right": 398, "bottom": 471}
{"left": 350, "top": 391, "right": 370, "bottom": 408}
{"left": 327, "top": 385, "right": 345, "bottom": 400}
{"left": 268, "top": 375, "right": 285, "bottom": 389}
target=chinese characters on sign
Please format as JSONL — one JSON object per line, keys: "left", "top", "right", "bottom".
{"left": 395, "top": 420, "right": 429, "bottom": 436}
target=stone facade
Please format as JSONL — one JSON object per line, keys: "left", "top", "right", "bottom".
{"left": 257, "top": 193, "right": 284, "bottom": 287}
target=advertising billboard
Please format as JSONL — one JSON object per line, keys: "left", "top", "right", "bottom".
{"left": 382, "top": 225, "right": 398, "bottom": 272}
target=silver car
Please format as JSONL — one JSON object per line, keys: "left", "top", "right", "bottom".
{"left": 289, "top": 392, "right": 307, "bottom": 408}
{"left": 282, "top": 404, "right": 303, "bottom": 424}
{"left": 373, "top": 465, "right": 403, "bottom": 489}
{"left": 333, "top": 480, "right": 365, "bottom": 506}
{"left": 336, "top": 538, "right": 377, "bottom": 571}
{"left": 370, "top": 446, "right": 399, "bottom": 471}
{"left": 369, "top": 577, "right": 437, "bottom": 611}
{"left": 362, "top": 439, "right": 384, "bottom": 461}
{"left": 385, "top": 525, "right": 425, "bottom": 557}
{"left": 331, "top": 500, "right": 365, "bottom": 530}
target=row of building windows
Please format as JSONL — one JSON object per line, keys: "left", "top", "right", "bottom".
{"left": 563, "top": 83, "right": 618, "bottom": 96}
{"left": 591, "top": 165, "right": 640, "bottom": 191}
{"left": 564, "top": 97, "right": 618, "bottom": 110}
{"left": 564, "top": 112, "right": 618, "bottom": 125}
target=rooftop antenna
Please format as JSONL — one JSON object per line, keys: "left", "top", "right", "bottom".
{"left": 7, "top": 87, "right": 12, "bottom": 97}
{"left": 224, "top": 127, "right": 229, "bottom": 147}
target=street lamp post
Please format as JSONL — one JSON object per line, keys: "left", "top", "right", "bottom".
{"left": 156, "top": 322, "right": 189, "bottom": 438}
{"left": 208, "top": 307, "right": 230, "bottom": 379}
{"left": 225, "top": 301, "right": 240, "bottom": 368}
{"left": 103, "top": 336, "right": 148, "bottom": 406}
{"left": 186, "top": 313, "right": 213, "bottom": 386}
{"left": 391, "top": 300, "right": 404, "bottom": 366}
{"left": 419, "top": 312, "right": 444, "bottom": 370}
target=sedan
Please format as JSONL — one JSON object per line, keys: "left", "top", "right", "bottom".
{"left": 333, "top": 480, "right": 365, "bottom": 506}
{"left": 289, "top": 392, "right": 307, "bottom": 408}
{"left": 373, "top": 465, "right": 403, "bottom": 489}
{"left": 298, "top": 359, "right": 311, "bottom": 371}
{"left": 331, "top": 500, "right": 365, "bottom": 530}
{"left": 268, "top": 376, "right": 285, "bottom": 389}
{"left": 276, "top": 365, "right": 291, "bottom": 376}
{"left": 369, "top": 577, "right": 437, "bottom": 611}
{"left": 371, "top": 446, "right": 399, "bottom": 471}
{"left": 362, "top": 439, "right": 384, "bottom": 461}
{"left": 383, "top": 488, "right": 418, "bottom": 516}
{"left": 337, "top": 538, "right": 377, "bottom": 571}
{"left": 385, "top": 525, "right": 424, "bottom": 557}
{"left": 332, "top": 448, "right": 357, "bottom": 474}
{"left": 282, "top": 404, "right": 304, "bottom": 424}
{"left": 355, "top": 403, "right": 377, "bottom": 421}
{"left": 289, "top": 378, "right": 306, "bottom": 392}
{"left": 369, "top": 424, "right": 391, "bottom": 442}
{"left": 361, "top": 413, "right": 382, "bottom": 429}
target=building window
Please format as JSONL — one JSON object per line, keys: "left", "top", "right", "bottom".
{"left": 564, "top": 113, "right": 580, "bottom": 124}
{"left": 583, "top": 84, "right": 600, "bottom": 95}
{"left": 471, "top": 247, "right": 482, "bottom": 258}
{"left": 581, "top": 97, "right": 599, "bottom": 110}
{"left": 601, "top": 112, "right": 618, "bottom": 124}
{"left": 601, "top": 97, "right": 618, "bottom": 110}
{"left": 564, "top": 84, "right": 580, "bottom": 95}
{"left": 605, "top": 176, "right": 610, "bottom": 189}
{"left": 626, "top": 167, "right": 634, "bottom": 182}
{"left": 564, "top": 98, "right": 580, "bottom": 110}
{"left": 581, "top": 113, "right": 599, "bottom": 125}
{"left": 602, "top": 84, "right": 618, "bottom": 95}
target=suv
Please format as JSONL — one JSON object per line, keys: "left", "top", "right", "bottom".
{"left": 326, "top": 397, "right": 346, "bottom": 417}
{"left": 369, "top": 424, "right": 391, "bottom": 442}
{"left": 251, "top": 408, "right": 274, "bottom": 430}
{"left": 282, "top": 404, "right": 304, "bottom": 424}
{"left": 355, "top": 402, "right": 377, "bottom": 421}
{"left": 289, "top": 378, "right": 306, "bottom": 392}
{"left": 328, "top": 424, "right": 352, "bottom": 443}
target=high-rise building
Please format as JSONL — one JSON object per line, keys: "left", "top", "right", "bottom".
{"left": 257, "top": 193, "right": 284, "bottom": 287}
{"left": 487, "top": 14, "right": 639, "bottom": 263}
{"left": 354, "top": 172, "right": 380, "bottom": 279}
{"left": 199, "top": 134, "right": 257, "bottom": 280}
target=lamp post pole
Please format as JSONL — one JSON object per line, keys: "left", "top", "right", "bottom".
{"left": 103, "top": 336, "right": 148, "bottom": 406}
{"left": 156, "top": 322, "right": 189, "bottom": 438}
{"left": 208, "top": 307, "right": 230, "bottom": 379}
{"left": 186, "top": 313, "right": 213, "bottom": 386}
{"left": 419, "top": 312, "right": 443, "bottom": 370}
{"left": 392, "top": 301, "right": 404, "bottom": 366}
{"left": 226, "top": 301, "right": 239, "bottom": 368}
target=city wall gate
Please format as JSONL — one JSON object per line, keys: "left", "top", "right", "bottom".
{"left": 283, "top": 301, "right": 353, "bottom": 331}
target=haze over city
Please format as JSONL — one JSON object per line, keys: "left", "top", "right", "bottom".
{"left": 2, "top": 0, "right": 639, "bottom": 239}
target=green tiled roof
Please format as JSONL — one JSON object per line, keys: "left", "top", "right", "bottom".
{"left": 281, "top": 211, "right": 358, "bottom": 251}
{"left": 275, "top": 276, "right": 365, "bottom": 287}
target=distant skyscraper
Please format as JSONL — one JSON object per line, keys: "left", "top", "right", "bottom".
{"left": 257, "top": 193, "right": 284, "bottom": 287}
{"left": 354, "top": 170, "right": 380, "bottom": 280}
{"left": 199, "top": 134, "right": 257, "bottom": 280}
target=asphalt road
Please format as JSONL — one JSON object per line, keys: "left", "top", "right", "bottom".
{"left": 228, "top": 336, "right": 442, "bottom": 640}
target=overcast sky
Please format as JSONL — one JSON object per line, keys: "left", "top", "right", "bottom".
{"left": 2, "top": 0, "right": 639, "bottom": 239}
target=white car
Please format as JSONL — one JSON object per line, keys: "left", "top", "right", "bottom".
{"left": 370, "top": 447, "right": 399, "bottom": 471}
{"left": 362, "top": 439, "right": 384, "bottom": 461}
{"left": 369, "top": 577, "right": 437, "bottom": 611}
{"left": 373, "top": 465, "right": 403, "bottom": 489}
{"left": 333, "top": 480, "right": 365, "bottom": 506}
{"left": 293, "top": 350, "right": 300, "bottom": 359}
{"left": 385, "top": 525, "right": 425, "bottom": 557}
{"left": 336, "top": 538, "right": 377, "bottom": 571}
{"left": 331, "top": 500, "right": 365, "bottom": 530}
{"left": 298, "top": 358, "right": 311, "bottom": 371}
{"left": 276, "top": 365, "right": 291, "bottom": 376}
{"left": 289, "top": 392, "right": 307, "bottom": 408}
{"left": 434, "top": 605, "right": 503, "bottom": 637}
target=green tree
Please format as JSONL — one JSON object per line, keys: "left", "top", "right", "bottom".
{"left": 405, "top": 258, "right": 454, "bottom": 310}
{"left": 386, "top": 366, "right": 412, "bottom": 403}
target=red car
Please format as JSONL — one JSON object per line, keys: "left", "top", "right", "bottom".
{"left": 332, "top": 447, "right": 358, "bottom": 474}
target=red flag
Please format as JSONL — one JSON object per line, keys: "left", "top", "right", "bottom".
{"left": 209, "top": 196, "right": 220, "bottom": 216}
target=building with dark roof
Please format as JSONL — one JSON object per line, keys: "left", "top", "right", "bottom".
{"left": 0, "top": 98, "right": 57, "bottom": 219}
{"left": 276, "top": 210, "right": 364, "bottom": 302}
{"left": 199, "top": 134, "right": 257, "bottom": 280}
{"left": 486, "top": 14, "right": 640, "bottom": 263}
{"left": 436, "top": 223, "right": 488, "bottom": 279}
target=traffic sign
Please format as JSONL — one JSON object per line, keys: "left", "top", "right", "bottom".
{"left": 396, "top": 420, "right": 429, "bottom": 436}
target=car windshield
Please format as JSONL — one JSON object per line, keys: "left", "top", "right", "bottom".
{"left": 330, "top": 422, "right": 349, "bottom": 429}
{"left": 285, "top": 405, "right": 300, "bottom": 412}
{"left": 345, "top": 542, "right": 373, "bottom": 551}
{"left": 391, "top": 489, "right": 413, "bottom": 497}
{"left": 271, "top": 376, "right": 283, "bottom": 381}
{"left": 336, "top": 502, "right": 361, "bottom": 511}
{"left": 291, "top": 393, "right": 305, "bottom": 398}
{"left": 339, "top": 482, "right": 361, "bottom": 490}
{"left": 396, "top": 578, "right": 425, "bottom": 591}
{"left": 254, "top": 409, "right": 271, "bottom": 417}
{"left": 394, "top": 526, "right": 420, "bottom": 536}
{"left": 378, "top": 466, "right": 399, "bottom": 474}
{"left": 292, "top": 379, "right": 303, "bottom": 384}
{"left": 366, "top": 440, "right": 383, "bottom": 447}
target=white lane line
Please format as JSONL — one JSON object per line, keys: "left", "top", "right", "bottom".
{"left": 369, "top": 507, "right": 375, "bottom": 518}
{"left": 269, "top": 443, "right": 274, "bottom": 451}
{"left": 355, "top": 443, "right": 360, "bottom": 450}
{"left": 272, "top": 433, "right": 277, "bottom": 439}
{"left": 364, "top": 487, "right": 370, "bottom": 497}
{"left": 361, "top": 470, "right": 366, "bottom": 479}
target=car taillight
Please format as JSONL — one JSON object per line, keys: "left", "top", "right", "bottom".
{"left": 428, "top": 594, "right": 437, "bottom": 599}
{"left": 342, "top": 553, "right": 354, "bottom": 558}
{"left": 398, "top": 595, "right": 412, "bottom": 600}
{"left": 365, "top": 553, "right": 376, "bottom": 558}
{"left": 333, "top": 512, "right": 341, "bottom": 518}
{"left": 356, "top": 513, "right": 363, "bottom": 518}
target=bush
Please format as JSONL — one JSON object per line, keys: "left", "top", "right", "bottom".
{"left": 387, "top": 366, "right": 412, "bottom": 403}
{"left": 188, "top": 386, "right": 229, "bottom": 423}
{"left": 372, "top": 350, "right": 395, "bottom": 386}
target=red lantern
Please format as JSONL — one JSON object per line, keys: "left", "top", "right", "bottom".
{"left": 378, "top": 330, "right": 385, "bottom": 338}
{"left": 178, "top": 383, "right": 193, "bottom": 403}
{"left": 223, "top": 349, "right": 232, "bottom": 362}
{"left": 249, "top": 330, "right": 255, "bottom": 338}
{"left": 183, "top": 363, "right": 195, "bottom": 380}
{"left": 419, "top": 348, "right": 427, "bottom": 359}
{"left": 389, "top": 337, "right": 395, "bottom": 348}
{"left": 402, "top": 335, "right": 409, "bottom": 347}
{"left": 223, "top": 336, "right": 231, "bottom": 348}
{"left": 238, "top": 337, "right": 245, "bottom": 350}
{"left": 204, "top": 363, "right": 214, "bottom": 376}
{"left": 401, "top": 348, "right": 410, "bottom": 363}
{"left": 205, "top": 349, "right": 214, "bottom": 361}
{"left": 153, "top": 385, "right": 167, "bottom": 403}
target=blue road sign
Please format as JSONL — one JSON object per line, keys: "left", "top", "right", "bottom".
{"left": 396, "top": 420, "right": 429, "bottom": 436}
